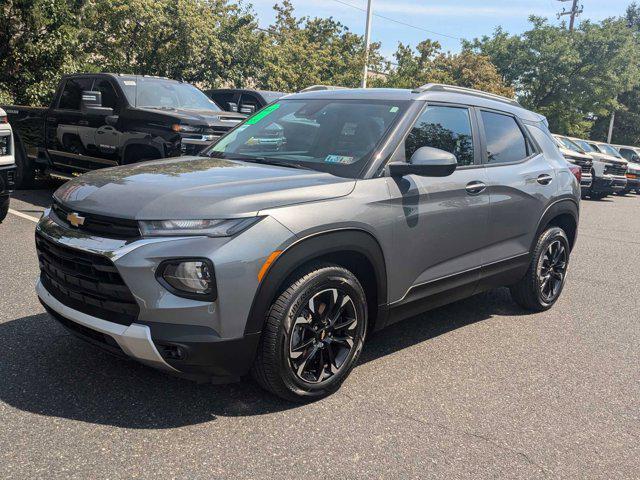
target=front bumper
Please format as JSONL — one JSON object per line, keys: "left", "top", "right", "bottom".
{"left": 625, "top": 174, "right": 640, "bottom": 191}
{"left": 592, "top": 174, "right": 626, "bottom": 194}
{"left": 34, "top": 209, "right": 294, "bottom": 380}
{"left": 580, "top": 172, "right": 593, "bottom": 191}
{"left": 0, "top": 164, "right": 16, "bottom": 194}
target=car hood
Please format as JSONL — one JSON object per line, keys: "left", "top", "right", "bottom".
{"left": 627, "top": 162, "right": 640, "bottom": 174}
{"left": 137, "top": 107, "right": 245, "bottom": 127}
{"left": 54, "top": 157, "right": 356, "bottom": 220}
{"left": 558, "top": 147, "right": 592, "bottom": 161}
{"left": 586, "top": 151, "right": 627, "bottom": 166}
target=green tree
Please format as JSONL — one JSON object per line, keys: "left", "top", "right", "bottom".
{"left": 375, "top": 39, "right": 514, "bottom": 97}
{"left": 84, "top": 0, "right": 263, "bottom": 88}
{"left": 467, "top": 16, "right": 639, "bottom": 136}
{"left": 0, "top": 0, "right": 89, "bottom": 105}
{"left": 257, "top": 1, "right": 383, "bottom": 91}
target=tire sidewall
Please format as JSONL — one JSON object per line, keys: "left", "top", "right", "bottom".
{"left": 534, "top": 228, "right": 570, "bottom": 309}
{"left": 275, "top": 268, "right": 367, "bottom": 399}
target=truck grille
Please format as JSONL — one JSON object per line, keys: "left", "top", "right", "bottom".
{"left": 52, "top": 201, "right": 140, "bottom": 239}
{"left": 605, "top": 163, "right": 627, "bottom": 176}
{"left": 36, "top": 232, "right": 139, "bottom": 325}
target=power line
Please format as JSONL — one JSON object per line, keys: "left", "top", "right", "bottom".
{"left": 557, "top": 0, "right": 583, "bottom": 32}
{"left": 330, "top": 0, "right": 462, "bottom": 41}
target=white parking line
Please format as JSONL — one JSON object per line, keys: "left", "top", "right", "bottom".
{"left": 8, "top": 208, "right": 40, "bottom": 223}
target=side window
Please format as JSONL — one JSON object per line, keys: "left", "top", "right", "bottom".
{"left": 94, "top": 79, "right": 119, "bottom": 112}
{"left": 481, "top": 111, "right": 529, "bottom": 164}
{"left": 405, "top": 105, "right": 475, "bottom": 166}
{"left": 58, "top": 78, "right": 93, "bottom": 110}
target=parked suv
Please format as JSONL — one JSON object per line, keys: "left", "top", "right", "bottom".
{"left": 0, "top": 108, "right": 16, "bottom": 222}
{"left": 613, "top": 144, "right": 640, "bottom": 194}
{"left": 565, "top": 136, "right": 627, "bottom": 199}
{"left": 35, "top": 85, "right": 580, "bottom": 401}
{"left": 552, "top": 134, "right": 593, "bottom": 197}
{"left": 586, "top": 141, "right": 629, "bottom": 195}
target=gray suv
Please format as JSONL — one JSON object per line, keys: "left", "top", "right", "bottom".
{"left": 35, "top": 84, "right": 580, "bottom": 401}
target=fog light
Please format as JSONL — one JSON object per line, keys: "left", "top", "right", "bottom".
{"left": 157, "top": 259, "right": 217, "bottom": 301}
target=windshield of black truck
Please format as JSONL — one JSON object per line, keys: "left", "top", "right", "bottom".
{"left": 117, "top": 78, "right": 220, "bottom": 112}
{"left": 204, "top": 99, "right": 408, "bottom": 178}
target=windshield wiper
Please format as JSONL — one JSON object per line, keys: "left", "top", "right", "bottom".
{"left": 220, "top": 156, "right": 313, "bottom": 171}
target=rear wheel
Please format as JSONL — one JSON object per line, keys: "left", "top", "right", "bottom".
{"left": 0, "top": 196, "right": 9, "bottom": 223}
{"left": 13, "top": 137, "right": 36, "bottom": 189}
{"left": 510, "top": 227, "right": 570, "bottom": 312}
{"left": 252, "top": 263, "right": 368, "bottom": 402}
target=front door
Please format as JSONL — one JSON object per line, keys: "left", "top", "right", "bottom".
{"left": 386, "top": 104, "right": 491, "bottom": 309}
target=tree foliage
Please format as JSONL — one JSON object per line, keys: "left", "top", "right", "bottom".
{"left": 375, "top": 40, "right": 514, "bottom": 97}
{"left": 466, "top": 16, "right": 639, "bottom": 137}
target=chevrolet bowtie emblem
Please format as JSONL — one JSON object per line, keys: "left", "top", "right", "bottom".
{"left": 67, "top": 212, "right": 85, "bottom": 228}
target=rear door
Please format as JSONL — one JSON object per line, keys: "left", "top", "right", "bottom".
{"left": 479, "top": 109, "right": 555, "bottom": 269}
{"left": 46, "top": 76, "right": 94, "bottom": 169}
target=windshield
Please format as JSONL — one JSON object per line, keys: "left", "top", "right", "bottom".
{"left": 117, "top": 77, "right": 220, "bottom": 111}
{"left": 572, "top": 139, "right": 596, "bottom": 152}
{"left": 204, "top": 99, "right": 408, "bottom": 177}
{"left": 598, "top": 143, "right": 623, "bottom": 158}
{"left": 557, "top": 136, "right": 584, "bottom": 153}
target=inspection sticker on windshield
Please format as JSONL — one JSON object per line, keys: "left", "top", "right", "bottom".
{"left": 325, "top": 155, "right": 354, "bottom": 164}
{"left": 246, "top": 103, "right": 281, "bottom": 125}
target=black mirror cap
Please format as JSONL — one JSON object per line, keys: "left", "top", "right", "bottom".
{"left": 389, "top": 147, "right": 458, "bottom": 177}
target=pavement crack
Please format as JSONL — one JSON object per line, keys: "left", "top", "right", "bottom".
{"left": 364, "top": 403, "right": 550, "bottom": 477}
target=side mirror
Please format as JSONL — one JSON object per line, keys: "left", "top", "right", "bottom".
{"left": 228, "top": 102, "right": 238, "bottom": 112}
{"left": 240, "top": 105, "right": 256, "bottom": 114}
{"left": 81, "top": 90, "right": 114, "bottom": 116}
{"left": 388, "top": 146, "right": 457, "bottom": 177}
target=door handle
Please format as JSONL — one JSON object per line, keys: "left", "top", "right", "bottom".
{"left": 465, "top": 181, "right": 486, "bottom": 195}
{"left": 78, "top": 120, "right": 89, "bottom": 126}
{"left": 537, "top": 174, "right": 553, "bottom": 185}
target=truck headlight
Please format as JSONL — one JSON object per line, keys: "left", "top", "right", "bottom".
{"left": 171, "top": 124, "right": 202, "bottom": 133}
{"left": 157, "top": 259, "right": 216, "bottom": 300}
{"left": 139, "top": 217, "right": 260, "bottom": 237}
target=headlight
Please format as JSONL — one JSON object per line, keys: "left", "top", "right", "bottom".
{"left": 157, "top": 259, "right": 216, "bottom": 300}
{"left": 171, "top": 124, "right": 202, "bottom": 133}
{"left": 139, "top": 217, "right": 260, "bottom": 237}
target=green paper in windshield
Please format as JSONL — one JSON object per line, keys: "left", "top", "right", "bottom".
{"left": 246, "top": 103, "right": 281, "bottom": 125}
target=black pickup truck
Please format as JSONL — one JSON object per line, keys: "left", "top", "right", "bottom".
{"left": 2, "top": 73, "right": 245, "bottom": 188}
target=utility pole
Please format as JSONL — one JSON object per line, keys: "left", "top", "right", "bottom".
{"left": 607, "top": 111, "right": 616, "bottom": 144}
{"left": 361, "top": 0, "right": 373, "bottom": 88}
{"left": 557, "top": 0, "right": 583, "bottom": 32}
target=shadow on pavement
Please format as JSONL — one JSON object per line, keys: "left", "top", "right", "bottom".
{"left": 0, "top": 289, "right": 526, "bottom": 429}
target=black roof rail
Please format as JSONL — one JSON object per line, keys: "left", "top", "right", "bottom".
{"left": 412, "top": 83, "right": 521, "bottom": 107}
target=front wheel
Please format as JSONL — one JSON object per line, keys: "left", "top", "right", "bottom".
{"left": 510, "top": 227, "right": 570, "bottom": 312}
{"left": 0, "top": 196, "right": 9, "bottom": 223}
{"left": 252, "top": 263, "right": 368, "bottom": 402}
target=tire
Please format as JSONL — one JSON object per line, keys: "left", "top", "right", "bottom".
{"left": 589, "top": 192, "right": 607, "bottom": 200}
{"left": 251, "top": 263, "right": 368, "bottom": 402}
{"left": 510, "top": 227, "right": 570, "bottom": 312}
{"left": 0, "top": 196, "right": 8, "bottom": 223}
{"left": 13, "top": 136, "right": 36, "bottom": 189}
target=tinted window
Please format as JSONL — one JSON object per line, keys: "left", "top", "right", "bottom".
{"left": 620, "top": 148, "right": 640, "bottom": 162}
{"left": 94, "top": 79, "right": 119, "bottom": 112}
{"left": 58, "top": 78, "right": 93, "bottom": 110}
{"left": 405, "top": 106, "right": 475, "bottom": 166}
{"left": 481, "top": 111, "right": 529, "bottom": 164}
{"left": 239, "top": 93, "right": 260, "bottom": 114}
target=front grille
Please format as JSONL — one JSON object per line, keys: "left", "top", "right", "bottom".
{"left": 581, "top": 164, "right": 591, "bottom": 174}
{"left": 605, "top": 163, "right": 627, "bottom": 176}
{"left": 36, "top": 232, "right": 139, "bottom": 325}
{"left": 51, "top": 201, "right": 140, "bottom": 239}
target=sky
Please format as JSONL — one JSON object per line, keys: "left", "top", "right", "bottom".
{"left": 246, "top": 0, "right": 634, "bottom": 59}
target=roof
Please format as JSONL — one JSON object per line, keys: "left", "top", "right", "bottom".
{"left": 287, "top": 85, "right": 544, "bottom": 122}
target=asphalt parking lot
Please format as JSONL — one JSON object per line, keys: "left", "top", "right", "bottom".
{"left": 1, "top": 186, "right": 639, "bottom": 479}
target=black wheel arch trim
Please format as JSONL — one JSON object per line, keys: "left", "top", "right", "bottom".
{"left": 532, "top": 197, "right": 579, "bottom": 252}
{"left": 244, "top": 228, "right": 388, "bottom": 335}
